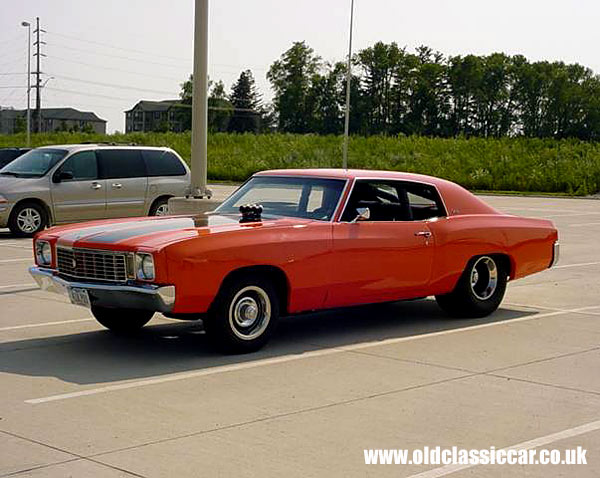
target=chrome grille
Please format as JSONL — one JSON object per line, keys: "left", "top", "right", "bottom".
{"left": 56, "top": 247, "right": 128, "bottom": 282}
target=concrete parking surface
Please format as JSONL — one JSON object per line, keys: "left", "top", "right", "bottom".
{"left": 0, "top": 189, "right": 599, "bottom": 477}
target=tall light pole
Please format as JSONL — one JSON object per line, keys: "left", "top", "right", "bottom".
{"left": 168, "top": 0, "right": 219, "bottom": 215}
{"left": 21, "top": 21, "right": 31, "bottom": 147}
{"left": 190, "top": 0, "right": 210, "bottom": 198}
{"left": 342, "top": 0, "right": 355, "bottom": 170}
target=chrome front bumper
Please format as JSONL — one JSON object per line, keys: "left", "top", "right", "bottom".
{"left": 29, "top": 266, "right": 175, "bottom": 313}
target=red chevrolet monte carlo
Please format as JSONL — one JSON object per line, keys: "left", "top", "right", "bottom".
{"left": 30, "top": 169, "right": 559, "bottom": 352}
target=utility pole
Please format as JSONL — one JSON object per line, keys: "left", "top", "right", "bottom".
{"left": 21, "top": 21, "right": 31, "bottom": 146}
{"left": 33, "top": 17, "right": 45, "bottom": 133}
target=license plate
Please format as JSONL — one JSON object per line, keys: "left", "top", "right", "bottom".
{"left": 68, "top": 287, "right": 91, "bottom": 308}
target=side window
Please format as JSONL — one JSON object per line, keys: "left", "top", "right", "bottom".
{"left": 58, "top": 151, "right": 98, "bottom": 181}
{"left": 341, "top": 180, "right": 410, "bottom": 222}
{"left": 142, "top": 150, "right": 186, "bottom": 177}
{"left": 97, "top": 150, "right": 146, "bottom": 179}
{"left": 405, "top": 183, "right": 446, "bottom": 220}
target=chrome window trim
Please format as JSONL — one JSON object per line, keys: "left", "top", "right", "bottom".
{"left": 335, "top": 177, "right": 449, "bottom": 224}
{"left": 215, "top": 174, "right": 350, "bottom": 224}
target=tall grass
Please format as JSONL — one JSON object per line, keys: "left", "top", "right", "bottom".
{"left": 2, "top": 132, "right": 599, "bottom": 195}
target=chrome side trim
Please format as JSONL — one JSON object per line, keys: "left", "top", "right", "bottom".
{"left": 550, "top": 241, "right": 560, "bottom": 268}
{"left": 29, "top": 266, "right": 175, "bottom": 313}
{"left": 335, "top": 177, "right": 448, "bottom": 223}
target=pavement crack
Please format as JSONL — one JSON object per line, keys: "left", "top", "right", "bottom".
{"left": 485, "top": 373, "right": 600, "bottom": 398}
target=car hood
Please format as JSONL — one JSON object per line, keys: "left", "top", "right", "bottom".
{"left": 0, "top": 174, "right": 47, "bottom": 194}
{"left": 45, "top": 214, "right": 312, "bottom": 250}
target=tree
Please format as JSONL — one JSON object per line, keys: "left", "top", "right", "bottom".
{"left": 13, "top": 115, "right": 26, "bottom": 133}
{"left": 267, "top": 41, "right": 322, "bottom": 133}
{"left": 228, "top": 70, "right": 263, "bottom": 133}
{"left": 177, "top": 75, "right": 233, "bottom": 132}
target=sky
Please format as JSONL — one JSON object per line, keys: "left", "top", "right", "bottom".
{"left": 1, "top": 0, "right": 599, "bottom": 133}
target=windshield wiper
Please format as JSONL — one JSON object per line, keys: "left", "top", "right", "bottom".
{"left": 0, "top": 171, "right": 20, "bottom": 177}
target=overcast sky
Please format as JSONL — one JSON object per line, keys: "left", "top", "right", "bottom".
{"left": 1, "top": 0, "right": 599, "bottom": 133}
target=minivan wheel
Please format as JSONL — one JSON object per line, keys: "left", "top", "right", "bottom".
{"left": 8, "top": 202, "right": 47, "bottom": 237}
{"left": 149, "top": 197, "right": 170, "bottom": 216}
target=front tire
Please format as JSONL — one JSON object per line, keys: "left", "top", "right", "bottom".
{"left": 8, "top": 201, "right": 47, "bottom": 237}
{"left": 204, "top": 275, "right": 279, "bottom": 353}
{"left": 92, "top": 306, "right": 154, "bottom": 334}
{"left": 436, "top": 256, "right": 507, "bottom": 318}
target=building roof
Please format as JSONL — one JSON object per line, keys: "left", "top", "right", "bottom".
{"left": 125, "top": 100, "right": 182, "bottom": 113}
{"left": 0, "top": 107, "right": 106, "bottom": 123}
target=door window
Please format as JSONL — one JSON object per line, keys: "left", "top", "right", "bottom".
{"left": 341, "top": 180, "right": 445, "bottom": 222}
{"left": 57, "top": 151, "right": 98, "bottom": 181}
{"left": 98, "top": 150, "right": 146, "bottom": 179}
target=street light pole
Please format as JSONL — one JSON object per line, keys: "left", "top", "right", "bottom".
{"left": 342, "top": 0, "right": 355, "bottom": 170}
{"left": 21, "top": 21, "right": 31, "bottom": 147}
{"left": 190, "top": 0, "right": 210, "bottom": 198}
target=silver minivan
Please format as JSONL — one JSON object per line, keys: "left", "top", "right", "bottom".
{"left": 0, "top": 144, "right": 190, "bottom": 236}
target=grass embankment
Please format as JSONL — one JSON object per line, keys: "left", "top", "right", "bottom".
{"left": 1, "top": 132, "right": 599, "bottom": 195}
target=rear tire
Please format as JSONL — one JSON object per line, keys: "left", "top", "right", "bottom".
{"left": 149, "top": 197, "right": 170, "bottom": 216}
{"left": 436, "top": 255, "right": 507, "bottom": 318}
{"left": 8, "top": 201, "right": 47, "bottom": 237}
{"left": 92, "top": 306, "right": 154, "bottom": 334}
{"left": 204, "top": 275, "right": 279, "bottom": 353}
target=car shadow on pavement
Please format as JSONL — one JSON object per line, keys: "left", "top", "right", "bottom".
{"left": 0, "top": 298, "right": 537, "bottom": 386}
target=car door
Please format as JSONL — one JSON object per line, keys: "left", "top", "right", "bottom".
{"left": 325, "top": 179, "right": 440, "bottom": 308}
{"left": 51, "top": 150, "right": 107, "bottom": 223}
{"left": 97, "top": 149, "right": 148, "bottom": 218}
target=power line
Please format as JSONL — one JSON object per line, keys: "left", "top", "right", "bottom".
{"left": 45, "top": 86, "right": 143, "bottom": 102}
{"left": 48, "top": 41, "right": 191, "bottom": 69}
{"left": 50, "top": 73, "right": 179, "bottom": 96}
{"left": 45, "top": 30, "right": 191, "bottom": 62}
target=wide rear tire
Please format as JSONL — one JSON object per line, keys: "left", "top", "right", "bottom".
{"left": 436, "top": 255, "right": 507, "bottom": 318}
{"left": 92, "top": 306, "right": 154, "bottom": 334}
{"left": 204, "top": 275, "right": 279, "bottom": 353}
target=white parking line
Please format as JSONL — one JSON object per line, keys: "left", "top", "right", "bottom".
{"left": 570, "top": 221, "right": 600, "bottom": 227}
{"left": 0, "top": 258, "right": 31, "bottom": 264}
{"left": 0, "top": 318, "right": 94, "bottom": 331}
{"left": 407, "top": 419, "right": 600, "bottom": 478}
{"left": 24, "top": 305, "right": 599, "bottom": 404}
{"left": 553, "top": 261, "right": 600, "bottom": 270}
{"left": 0, "top": 283, "right": 36, "bottom": 290}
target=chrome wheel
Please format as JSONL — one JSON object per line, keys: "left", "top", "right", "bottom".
{"left": 17, "top": 207, "right": 42, "bottom": 233}
{"left": 155, "top": 203, "right": 169, "bottom": 216}
{"left": 470, "top": 256, "right": 498, "bottom": 301}
{"left": 228, "top": 286, "right": 271, "bottom": 341}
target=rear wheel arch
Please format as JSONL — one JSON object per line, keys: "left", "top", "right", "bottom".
{"left": 215, "top": 265, "right": 290, "bottom": 316}
{"left": 149, "top": 195, "right": 173, "bottom": 215}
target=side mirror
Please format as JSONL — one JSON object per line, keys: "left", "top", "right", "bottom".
{"left": 352, "top": 207, "right": 370, "bottom": 223}
{"left": 53, "top": 171, "right": 73, "bottom": 183}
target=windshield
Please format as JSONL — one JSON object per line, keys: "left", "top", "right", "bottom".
{"left": 215, "top": 176, "right": 346, "bottom": 221}
{"left": 0, "top": 149, "right": 68, "bottom": 177}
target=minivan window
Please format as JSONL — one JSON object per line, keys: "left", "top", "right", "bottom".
{"left": 58, "top": 151, "right": 98, "bottom": 181}
{"left": 97, "top": 150, "right": 146, "bottom": 179}
{"left": 0, "top": 149, "right": 67, "bottom": 177}
{"left": 142, "top": 150, "right": 186, "bottom": 176}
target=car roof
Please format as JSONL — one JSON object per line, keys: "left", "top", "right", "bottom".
{"left": 35, "top": 144, "right": 172, "bottom": 153}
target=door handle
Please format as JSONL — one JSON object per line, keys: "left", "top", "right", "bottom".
{"left": 415, "top": 231, "right": 432, "bottom": 238}
{"left": 111, "top": 183, "right": 123, "bottom": 189}
{"left": 91, "top": 182, "right": 102, "bottom": 190}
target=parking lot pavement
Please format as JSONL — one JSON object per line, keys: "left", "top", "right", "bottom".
{"left": 0, "top": 191, "right": 599, "bottom": 477}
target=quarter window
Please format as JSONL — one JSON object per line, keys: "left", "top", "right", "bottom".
{"left": 142, "top": 150, "right": 186, "bottom": 176}
{"left": 97, "top": 150, "right": 146, "bottom": 179}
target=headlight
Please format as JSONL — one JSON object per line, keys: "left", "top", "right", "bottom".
{"left": 136, "top": 253, "right": 155, "bottom": 281}
{"left": 35, "top": 241, "right": 52, "bottom": 266}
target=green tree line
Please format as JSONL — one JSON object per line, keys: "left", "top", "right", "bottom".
{"left": 182, "top": 41, "right": 600, "bottom": 141}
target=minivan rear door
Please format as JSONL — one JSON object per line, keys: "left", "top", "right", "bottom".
{"left": 97, "top": 149, "right": 148, "bottom": 218}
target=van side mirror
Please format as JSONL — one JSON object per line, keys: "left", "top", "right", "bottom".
{"left": 53, "top": 171, "right": 73, "bottom": 183}
{"left": 352, "top": 207, "right": 370, "bottom": 223}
